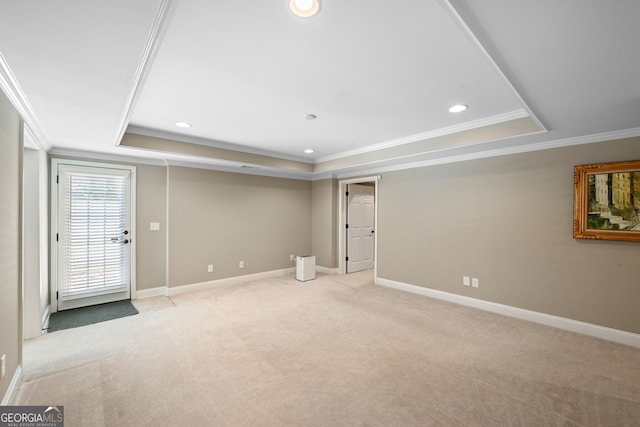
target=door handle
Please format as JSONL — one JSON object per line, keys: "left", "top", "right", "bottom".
{"left": 111, "top": 231, "right": 130, "bottom": 244}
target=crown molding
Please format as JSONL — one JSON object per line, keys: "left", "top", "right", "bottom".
{"left": 315, "top": 109, "right": 530, "bottom": 163}
{"left": 442, "top": 0, "right": 547, "bottom": 132}
{"left": 49, "top": 126, "right": 640, "bottom": 181}
{"left": 114, "top": 0, "right": 177, "bottom": 145}
{"left": 0, "top": 52, "right": 50, "bottom": 150}
{"left": 49, "top": 146, "right": 313, "bottom": 180}
{"left": 164, "top": 159, "right": 313, "bottom": 181}
{"left": 311, "top": 172, "right": 338, "bottom": 181}
{"left": 48, "top": 147, "right": 169, "bottom": 167}
{"left": 336, "top": 127, "right": 640, "bottom": 179}
{"left": 126, "top": 125, "right": 312, "bottom": 164}
{"left": 312, "top": 0, "right": 554, "bottom": 167}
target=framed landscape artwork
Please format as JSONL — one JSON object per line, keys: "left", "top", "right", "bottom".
{"left": 574, "top": 160, "right": 640, "bottom": 242}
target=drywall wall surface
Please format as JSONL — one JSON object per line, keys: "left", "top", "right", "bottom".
{"left": 0, "top": 89, "right": 22, "bottom": 399}
{"left": 167, "top": 166, "right": 311, "bottom": 287}
{"left": 377, "top": 137, "right": 640, "bottom": 334}
{"left": 135, "top": 164, "right": 167, "bottom": 290}
{"left": 312, "top": 179, "right": 338, "bottom": 269}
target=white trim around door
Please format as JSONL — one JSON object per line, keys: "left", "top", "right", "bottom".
{"left": 50, "top": 158, "right": 137, "bottom": 312}
{"left": 338, "top": 176, "right": 380, "bottom": 276}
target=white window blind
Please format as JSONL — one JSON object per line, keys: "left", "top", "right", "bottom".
{"left": 58, "top": 166, "right": 130, "bottom": 300}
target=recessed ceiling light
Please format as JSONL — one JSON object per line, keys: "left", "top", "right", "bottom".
{"left": 448, "top": 104, "right": 468, "bottom": 113}
{"left": 304, "top": 148, "right": 315, "bottom": 154}
{"left": 290, "top": 0, "right": 320, "bottom": 18}
{"left": 175, "top": 121, "right": 192, "bottom": 128}
{"left": 304, "top": 114, "right": 317, "bottom": 120}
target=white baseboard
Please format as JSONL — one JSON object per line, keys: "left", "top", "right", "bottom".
{"left": 1, "top": 365, "right": 22, "bottom": 405}
{"left": 376, "top": 277, "right": 640, "bottom": 349}
{"left": 168, "top": 268, "right": 296, "bottom": 296}
{"left": 316, "top": 266, "right": 339, "bottom": 275}
{"left": 135, "top": 286, "right": 169, "bottom": 299}
{"left": 41, "top": 305, "right": 50, "bottom": 331}
{"left": 134, "top": 268, "right": 298, "bottom": 299}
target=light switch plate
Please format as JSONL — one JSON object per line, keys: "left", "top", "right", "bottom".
{"left": 150, "top": 222, "right": 160, "bottom": 231}
{"left": 472, "top": 278, "right": 479, "bottom": 288}
{"left": 463, "top": 276, "right": 470, "bottom": 287}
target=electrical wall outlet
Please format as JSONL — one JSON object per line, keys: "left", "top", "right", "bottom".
{"left": 239, "top": 260, "right": 244, "bottom": 269}
{"left": 463, "top": 276, "right": 470, "bottom": 287}
{"left": 472, "top": 278, "right": 479, "bottom": 288}
{"left": 149, "top": 222, "right": 160, "bottom": 231}
{"left": 1, "top": 354, "right": 5, "bottom": 379}
{"left": 290, "top": 254, "right": 295, "bottom": 261}
{"left": 207, "top": 264, "right": 213, "bottom": 273}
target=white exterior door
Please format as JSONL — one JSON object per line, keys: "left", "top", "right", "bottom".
{"left": 347, "top": 184, "right": 375, "bottom": 273}
{"left": 52, "top": 160, "right": 135, "bottom": 311}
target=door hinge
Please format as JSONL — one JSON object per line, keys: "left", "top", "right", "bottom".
{"left": 56, "top": 233, "right": 59, "bottom": 242}
{"left": 56, "top": 175, "right": 59, "bottom": 184}
{"left": 345, "top": 191, "right": 349, "bottom": 196}
{"left": 346, "top": 256, "right": 349, "bottom": 261}
{"left": 346, "top": 224, "right": 349, "bottom": 229}
{"left": 56, "top": 291, "right": 59, "bottom": 300}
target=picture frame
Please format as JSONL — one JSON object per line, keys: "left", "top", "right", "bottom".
{"left": 574, "top": 160, "right": 640, "bottom": 241}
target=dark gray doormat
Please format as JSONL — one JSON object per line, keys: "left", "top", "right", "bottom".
{"left": 47, "top": 300, "right": 138, "bottom": 333}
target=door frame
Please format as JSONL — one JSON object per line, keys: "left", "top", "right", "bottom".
{"left": 50, "top": 158, "right": 137, "bottom": 313}
{"left": 338, "top": 176, "right": 380, "bottom": 276}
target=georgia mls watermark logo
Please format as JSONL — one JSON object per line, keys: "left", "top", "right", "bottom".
{"left": 0, "top": 406, "right": 64, "bottom": 427}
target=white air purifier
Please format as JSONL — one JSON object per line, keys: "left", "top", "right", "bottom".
{"left": 296, "top": 255, "right": 316, "bottom": 281}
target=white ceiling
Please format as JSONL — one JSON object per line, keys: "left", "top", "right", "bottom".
{"left": 1, "top": 0, "right": 639, "bottom": 177}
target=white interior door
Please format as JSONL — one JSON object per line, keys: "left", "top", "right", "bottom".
{"left": 347, "top": 184, "right": 375, "bottom": 273}
{"left": 52, "top": 160, "right": 135, "bottom": 311}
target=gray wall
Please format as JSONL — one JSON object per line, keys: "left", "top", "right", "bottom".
{"left": 48, "top": 160, "right": 313, "bottom": 291}
{"left": 311, "top": 179, "right": 338, "bottom": 269}
{"left": 135, "top": 164, "right": 167, "bottom": 291}
{"left": 377, "top": 137, "right": 640, "bottom": 334}
{"left": 39, "top": 135, "right": 640, "bottom": 342}
{"left": 167, "top": 166, "right": 311, "bottom": 287}
{"left": 0, "top": 89, "right": 22, "bottom": 399}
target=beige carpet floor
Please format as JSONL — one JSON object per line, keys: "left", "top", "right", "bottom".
{"left": 14, "top": 271, "right": 640, "bottom": 426}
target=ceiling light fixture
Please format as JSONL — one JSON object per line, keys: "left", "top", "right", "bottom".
{"left": 448, "top": 104, "right": 468, "bottom": 113}
{"left": 175, "top": 121, "right": 192, "bottom": 128}
{"left": 289, "top": 0, "right": 320, "bottom": 18}
{"left": 304, "top": 114, "right": 317, "bottom": 120}
{"left": 304, "top": 148, "right": 315, "bottom": 154}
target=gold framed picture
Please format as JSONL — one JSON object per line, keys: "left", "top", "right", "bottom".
{"left": 574, "top": 160, "right": 640, "bottom": 241}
